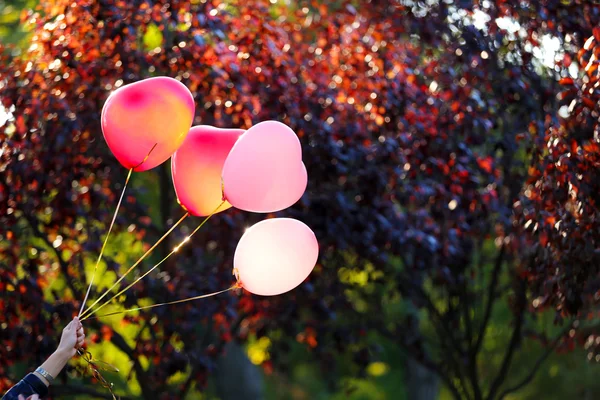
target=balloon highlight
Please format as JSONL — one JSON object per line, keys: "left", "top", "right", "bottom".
{"left": 222, "top": 121, "right": 307, "bottom": 213}
{"left": 234, "top": 218, "right": 318, "bottom": 296}
{"left": 102, "top": 76, "right": 195, "bottom": 171}
{"left": 172, "top": 125, "right": 244, "bottom": 216}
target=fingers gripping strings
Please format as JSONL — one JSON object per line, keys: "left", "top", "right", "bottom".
{"left": 81, "top": 200, "right": 227, "bottom": 321}
{"left": 78, "top": 144, "right": 158, "bottom": 317}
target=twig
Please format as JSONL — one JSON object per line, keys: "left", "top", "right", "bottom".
{"left": 377, "top": 325, "right": 463, "bottom": 400}
{"left": 24, "top": 215, "right": 80, "bottom": 297}
{"left": 486, "top": 278, "right": 527, "bottom": 400}
{"left": 396, "top": 275, "right": 472, "bottom": 398}
{"left": 462, "top": 284, "right": 483, "bottom": 400}
{"left": 86, "top": 319, "right": 157, "bottom": 400}
{"left": 475, "top": 244, "right": 505, "bottom": 354}
{"left": 497, "top": 324, "right": 571, "bottom": 400}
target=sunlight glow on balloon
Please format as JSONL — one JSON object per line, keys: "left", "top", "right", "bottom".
{"left": 172, "top": 126, "right": 244, "bottom": 216}
{"left": 222, "top": 121, "right": 307, "bottom": 213}
{"left": 102, "top": 76, "right": 195, "bottom": 172}
{"left": 234, "top": 218, "right": 318, "bottom": 296}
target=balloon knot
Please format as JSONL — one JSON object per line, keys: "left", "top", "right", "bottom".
{"left": 177, "top": 199, "right": 189, "bottom": 213}
{"left": 221, "top": 177, "right": 227, "bottom": 201}
{"left": 232, "top": 268, "right": 242, "bottom": 288}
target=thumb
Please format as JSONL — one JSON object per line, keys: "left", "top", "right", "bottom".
{"left": 65, "top": 319, "right": 75, "bottom": 331}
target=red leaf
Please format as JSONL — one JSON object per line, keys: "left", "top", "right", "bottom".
{"left": 457, "top": 169, "right": 469, "bottom": 179}
{"left": 563, "top": 53, "right": 572, "bottom": 67}
{"left": 477, "top": 156, "right": 493, "bottom": 174}
{"left": 101, "top": 325, "right": 113, "bottom": 341}
{"left": 582, "top": 97, "right": 595, "bottom": 108}
{"left": 594, "top": 26, "right": 600, "bottom": 42}
{"left": 540, "top": 231, "right": 549, "bottom": 247}
{"left": 559, "top": 77, "right": 574, "bottom": 86}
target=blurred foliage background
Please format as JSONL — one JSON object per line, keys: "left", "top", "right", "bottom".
{"left": 2, "top": 0, "right": 600, "bottom": 399}
{"left": 0, "top": 0, "right": 35, "bottom": 45}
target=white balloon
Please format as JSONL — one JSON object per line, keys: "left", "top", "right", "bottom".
{"left": 234, "top": 218, "right": 319, "bottom": 296}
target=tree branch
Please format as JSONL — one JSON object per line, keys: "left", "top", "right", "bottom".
{"left": 24, "top": 213, "right": 158, "bottom": 398}
{"left": 462, "top": 283, "right": 483, "bottom": 400}
{"left": 179, "top": 366, "right": 197, "bottom": 400}
{"left": 178, "top": 312, "right": 250, "bottom": 399}
{"left": 486, "top": 278, "right": 527, "bottom": 400}
{"left": 378, "top": 325, "right": 462, "bottom": 400}
{"left": 399, "top": 276, "right": 466, "bottom": 356}
{"left": 475, "top": 244, "right": 506, "bottom": 354}
{"left": 103, "top": 324, "right": 158, "bottom": 400}
{"left": 497, "top": 324, "right": 571, "bottom": 400}
{"left": 395, "top": 275, "right": 472, "bottom": 400}
{"left": 24, "top": 214, "right": 81, "bottom": 298}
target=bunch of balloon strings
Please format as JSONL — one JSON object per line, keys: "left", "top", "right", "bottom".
{"left": 74, "top": 179, "right": 238, "bottom": 399}
{"left": 70, "top": 77, "right": 318, "bottom": 398}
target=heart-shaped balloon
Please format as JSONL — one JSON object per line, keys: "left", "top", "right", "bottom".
{"left": 172, "top": 126, "right": 244, "bottom": 216}
{"left": 222, "top": 121, "right": 307, "bottom": 213}
{"left": 102, "top": 76, "right": 195, "bottom": 172}
{"left": 234, "top": 218, "right": 319, "bottom": 296}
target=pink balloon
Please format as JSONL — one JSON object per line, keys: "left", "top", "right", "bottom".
{"left": 102, "top": 77, "right": 195, "bottom": 172}
{"left": 222, "top": 121, "right": 307, "bottom": 213}
{"left": 172, "top": 126, "right": 244, "bottom": 216}
{"left": 235, "top": 218, "right": 318, "bottom": 296}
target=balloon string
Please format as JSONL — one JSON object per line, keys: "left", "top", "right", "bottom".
{"left": 78, "top": 143, "right": 158, "bottom": 317}
{"left": 76, "top": 348, "right": 119, "bottom": 399}
{"left": 132, "top": 143, "right": 158, "bottom": 170}
{"left": 80, "top": 212, "right": 189, "bottom": 319}
{"left": 81, "top": 201, "right": 226, "bottom": 321}
{"left": 79, "top": 168, "right": 133, "bottom": 317}
{"left": 85, "top": 286, "right": 237, "bottom": 320}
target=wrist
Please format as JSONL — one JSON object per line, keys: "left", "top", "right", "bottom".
{"left": 53, "top": 347, "right": 74, "bottom": 362}
{"left": 34, "top": 367, "right": 54, "bottom": 386}
{"left": 32, "top": 370, "right": 51, "bottom": 387}
{"left": 39, "top": 344, "right": 73, "bottom": 384}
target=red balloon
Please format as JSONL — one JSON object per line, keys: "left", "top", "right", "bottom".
{"left": 102, "top": 77, "right": 195, "bottom": 172}
{"left": 172, "top": 126, "right": 244, "bottom": 216}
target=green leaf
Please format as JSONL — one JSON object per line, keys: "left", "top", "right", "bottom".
{"left": 143, "top": 23, "right": 163, "bottom": 51}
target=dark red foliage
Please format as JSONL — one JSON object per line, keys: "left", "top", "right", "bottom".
{"left": 518, "top": 28, "right": 600, "bottom": 316}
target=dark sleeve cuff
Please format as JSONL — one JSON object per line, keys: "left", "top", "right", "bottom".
{"left": 23, "top": 373, "right": 49, "bottom": 397}
{"left": 2, "top": 373, "right": 48, "bottom": 400}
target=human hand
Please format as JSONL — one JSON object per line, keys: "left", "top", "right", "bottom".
{"left": 56, "top": 317, "right": 85, "bottom": 358}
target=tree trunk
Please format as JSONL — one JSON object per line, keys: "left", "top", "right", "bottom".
{"left": 214, "top": 342, "right": 265, "bottom": 400}
{"left": 405, "top": 357, "right": 439, "bottom": 400}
